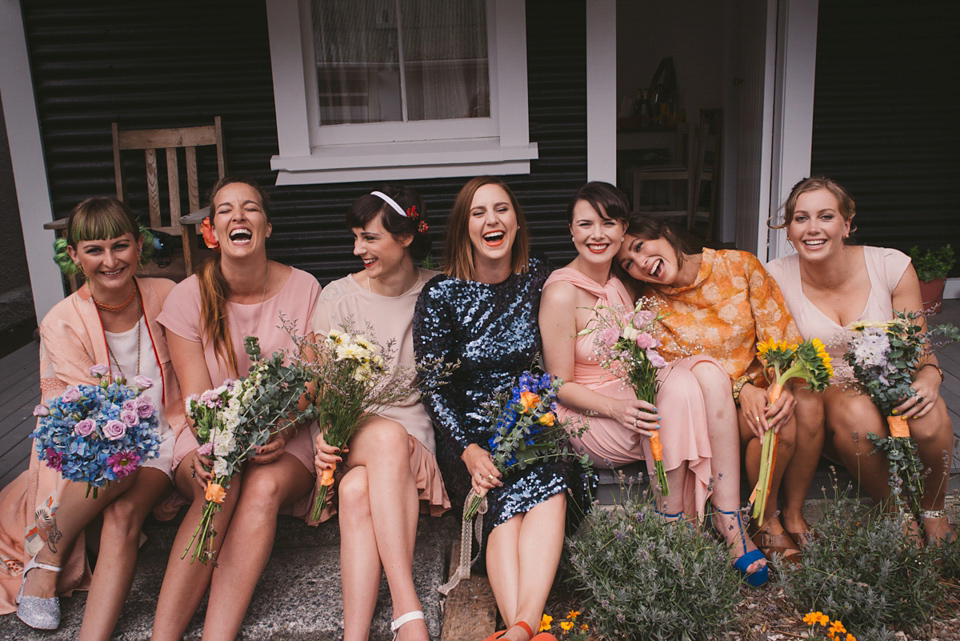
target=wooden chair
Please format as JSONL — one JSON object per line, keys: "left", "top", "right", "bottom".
{"left": 689, "top": 109, "right": 722, "bottom": 240}
{"left": 44, "top": 116, "right": 225, "bottom": 285}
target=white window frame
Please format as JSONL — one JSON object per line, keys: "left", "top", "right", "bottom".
{"left": 265, "top": 0, "right": 538, "bottom": 185}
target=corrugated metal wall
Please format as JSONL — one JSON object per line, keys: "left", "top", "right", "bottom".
{"left": 810, "top": 1, "right": 960, "bottom": 273}
{"left": 23, "top": 0, "right": 587, "bottom": 286}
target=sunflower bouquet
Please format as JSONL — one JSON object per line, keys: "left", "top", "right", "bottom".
{"left": 751, "top": 338, "right": 833, "bottom": 520}
{"left": 581, "top": 299, "right": 670, "bottom": 494}
{"left": 842, "top": 311, "right": 960, "bottom": 512}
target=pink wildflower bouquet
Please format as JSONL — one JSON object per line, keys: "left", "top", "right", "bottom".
{"left": 580, "top": 299, "right": 670, "bottom": 494}
{"left": 32, "top": 366, "right": 161, "bottom": 498}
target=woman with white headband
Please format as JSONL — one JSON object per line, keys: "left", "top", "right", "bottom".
{"left": 311, "top": 186, "right": 449, "bottom": 641}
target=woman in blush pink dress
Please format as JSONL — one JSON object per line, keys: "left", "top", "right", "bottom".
{"left": 540, "top": 182, "right": 767, "bottom": 587}
{"left": 151, "top": 177, "right": 321, "bottom": 641}
{"left": 767, "top": 176, "right": 956, "bottom": 544}
{"left": 311, "top": 187, "right": 449, "bottom": 641}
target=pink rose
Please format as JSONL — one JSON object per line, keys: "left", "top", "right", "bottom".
{"left": 74, "top": 418, "right": 96, "bottom": 437}
{"left": 632, "top": 310, "right": 654, "bottom": 328}
{"left": 132, "top": 375, "right": 153, "bottom": 390}
{"left": 122, "top": 399, "right": 138, "bottom": 413}
{"left": 646, "top": 349, "right": 667, "bottom": 368}
{"left": 197, "top": 442, "right": 213, "bottom": 457}
{"left": 120, "top": 410, "right": 139, "bottom": 427}
{"left": 62, "top": 387, "right": 81, "bottom": 403}
{"left": 635, "top": 332, "right": 657, "bottom": 349}
{"left": 33, "top": 404, "right": 50, "bottom": 417}
{"left": 136, "top": 395, "right": 155, "bottom": 418}
{"left": 103, "top": 419, "right": 126, "bottom": 441}
{"left": 599, "top": 326, "right": 620, "bottom": 348}
{"left": 89, "top": 364, "right": 110, "bottom": 377}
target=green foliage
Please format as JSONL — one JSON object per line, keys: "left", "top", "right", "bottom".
{"left": 566, "top": 496, "right": 741, "bottom": 641}
{"left": 907, "top": 244, "right": 955, "bottom": 282}
{"left": 779, "top": 488, "right": 942, "bottom": 639}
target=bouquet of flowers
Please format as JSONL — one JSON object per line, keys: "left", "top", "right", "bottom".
{"left": 183, "top": 336, "right": 317, "bottom": 564}
{"left": 296, "top": 326, "right": 416, "bottom": 522}
{"left": 841, "top": 312, "right": 960, "bottom": 512}
{"left": 464, "top": 370, "right": 587, "bottom": 520}
{"left": 580, "top": 300, "right": 670, "bottom": 494}
{"left": 32, "top": 366, "right": 160, "bottom": 498}
{"left": 750, "top": 338, "right": 833, "bottom": 519}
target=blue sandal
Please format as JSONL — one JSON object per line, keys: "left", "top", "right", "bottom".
{"left": 712, "top": 506, "right": 769, "bottom": 588}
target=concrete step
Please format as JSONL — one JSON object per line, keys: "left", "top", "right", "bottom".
{"left": 0, "top": 511, "right": 459, "bottom": 640}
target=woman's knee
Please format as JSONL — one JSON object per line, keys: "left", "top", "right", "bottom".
{"left": 337, "top": 469, "right": 372, "bottom": 524}
{"left": 910, "top": 401, "right": 953, "bottom": 445}
{"left": 793, "top": 388, "right": 825, "bottom": 440}
{"left": 241, "top": 468, "right": 288, "bottom": 510}
{"left": 352, "top": 419, "right": 411, "bottom": 468}
{"left": 101, "top": 498, "right": 145, "bottom": 545}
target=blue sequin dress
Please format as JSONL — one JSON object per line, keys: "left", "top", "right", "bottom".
{"left": 414, "top": 256, "right": 588, "bottom": 559}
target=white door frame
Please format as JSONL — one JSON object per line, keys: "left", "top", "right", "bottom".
{"left": 586, "top": 0, "right": 617, "bottom": 183}
{"left": 0, "top": 0, "right": 63, "bottom": 321}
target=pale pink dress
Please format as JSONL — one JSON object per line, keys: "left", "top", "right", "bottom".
{"left": 544, "top": 268, "right": 713, "bottom": 517}
{"left": 766, "top": 246, "right": 911, "bottom": 379}
{"left": 157, "top": 266, "right": 321, "bottom": 519}
{"left": 310, "top": 269, "right": 450, "bottom": 519}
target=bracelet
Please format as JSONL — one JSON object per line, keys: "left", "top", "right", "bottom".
{"left": 732, "top": 374, "right": 752, "bottom": 406}
{"left": 919, "top": 363, "right": 945, "bottom": 382}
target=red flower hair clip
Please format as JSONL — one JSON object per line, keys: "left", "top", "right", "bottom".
{"left": 418, "top": 220, "right": 429, "bottom": 234}
{"left": 406, "top": 205, "right": 419, "bottom": 219}
{"left": 200, "top": 217, "right": 221, "bottom": 251}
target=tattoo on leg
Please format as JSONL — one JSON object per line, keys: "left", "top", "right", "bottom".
{"left": 46, "top": 524, "right": 62, "bottom": 554}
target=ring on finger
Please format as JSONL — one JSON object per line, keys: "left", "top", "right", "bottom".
{"left": 916, "top": 395, "right": 924, "bottom": 405}
{"left": 754, "top": 415, "right": 761, "bottom": 423}
{"left": 487, "top": 474, "right": 495, "bottom": 482}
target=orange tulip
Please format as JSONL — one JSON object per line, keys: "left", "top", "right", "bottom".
{"left": 205, "top": 482, "right": 226, "bottom": 504}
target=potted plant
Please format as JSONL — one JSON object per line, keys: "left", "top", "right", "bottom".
{"left": 907, "top": 244, "right": 955, "bottom": 314}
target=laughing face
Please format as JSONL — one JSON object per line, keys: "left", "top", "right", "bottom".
{"left": 68, "top": 232, "right": 142, "bottom": 299}
{"left": 352, "top": 214, "right": 412, "bottom": 282}
{"left": 786, "top": 188, "right": 852, "bottom": 263}
{"left": 211, "top": 182, "right": 271, "bottom": 258}
{"left": 570, "top": 199, "right": 625, "bottom": 265}
{"left": 467, "top": 183, "right": 519, "bottom": 270}
{"left": 616, "top": 234, "right": 683, "bottom": 286}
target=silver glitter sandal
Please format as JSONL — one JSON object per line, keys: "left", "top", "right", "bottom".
{"left": 16, "top": 554, "right": 61, "bottom": 630}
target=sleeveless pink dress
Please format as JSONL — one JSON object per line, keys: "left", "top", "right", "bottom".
{"left": 544, "top": 268, "right": 713, "bottom": 517}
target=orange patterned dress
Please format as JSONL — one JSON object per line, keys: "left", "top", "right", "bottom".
{"left": 643, "top": 249, "right": 800, "bottom": 387}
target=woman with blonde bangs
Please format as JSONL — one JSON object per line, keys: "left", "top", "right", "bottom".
{"left": 414, "top": 176, "right": 575, "bottom": 641}
{"left": 767, "top": 176, "right": 956, "bottom": 544}
{"left": 540, "top": 181, "right": 767, "bottom": 587}
{"left": 0, "top": 198, "right": 186, "bottom": 639}
{"left": 311, "top": 186, "right": 449, "bottom": 641}
{"left": 151, "top": 176, "right": 321, "bottom": 640}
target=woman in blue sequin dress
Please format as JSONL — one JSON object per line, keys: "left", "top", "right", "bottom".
{"left": 414, "top": 176, "right": 570, "bottom": 641}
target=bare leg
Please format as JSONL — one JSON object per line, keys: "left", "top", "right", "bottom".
{"left": 823, "top": 387, "right": 892, "bottom": 502}
{"left": 781, "top": 387, "right": 825, "bottom": 539}
{"left": 486, "top": 492, "right": 565, "bottom": 641}
{"left": 689, "top": 361, "right": 765, "bottom": 571}
{"left": 340, "top": 420, "right": 427, "bottom": 641}
{"left": 904, "top": 398, "right": 955, "bottom": 543}
{"left": 200, "top": 453, "right": 312, "bottom": 641}
{"left": 338, "top": 467, "right": 383, "bottom": 641}
{"left": 151, "top": 455, "right": 244, "bottom": 641}
{"left": 23, "top": 473, "right": 138, "bottom": 600}
{"left": 78, "top": 468, "right": 171, "bottom": 641}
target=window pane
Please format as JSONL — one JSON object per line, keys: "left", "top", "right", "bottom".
{"left": 311, "top": 0, "right": 489, "bottom": 125}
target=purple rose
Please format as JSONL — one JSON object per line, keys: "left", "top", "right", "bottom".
{"left": 646, "top": 349, "right": 667, "bottom": 368}
{"left": 136, "top": 395, "right": 155, "bottom": 418}
{"left": 635, "top": 332, "right": 657, "bottom": 349}
{"left": 120, "top": 410, "right": 139, "bottom": 427}
{"left": 89, "top": 364, "right": 110, "bottom": 377}
{"left": 132, "top": 375, "right": 153, "bottom": 390}
{"left": 122, "top": 399, "right": 138, "bottom": 413}
{"left": 103, "top": 419, "right": 126, "bottom": 441}
{"left": 599, "top": 326, "right": 619, "bottom": 348}
{"left": 33, "top": 404, "right": 50, "bottom": 417}
{"left": 62, "top": 387, "right": 81, "bottom": 403}
{"left": 74, "top": 418, "right": 96, "bottom": 437}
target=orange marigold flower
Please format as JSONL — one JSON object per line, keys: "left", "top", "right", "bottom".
{"left": 829, "top": 621, "right": 847, "bottom": 636}
{"left": 205, "top": 482, "right": 226, "bottom": 504}
{"left": 567, "top": 610, "right": 580, "bottom": 620}
{"left": 846, "top": 634, "right": 856, "bottom": 641}
{"left": 560, "top": 621, "right": 573, "bottom": 632}
{"left": 539, "top": 614, "right": 552, "bottom": 631}
{"left": 538, "top": 412, "right": 556, "bottom": 426}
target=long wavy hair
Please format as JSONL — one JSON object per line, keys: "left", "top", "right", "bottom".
{"left": 443, "top": 176, "right": 530, "bottom": 281}
{"left": 197, "top": 176, "right": 272, "bottom": 376}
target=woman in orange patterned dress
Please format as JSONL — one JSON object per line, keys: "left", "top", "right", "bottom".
{"left": 616, "top": 215, "right": 811, "bottom": 560}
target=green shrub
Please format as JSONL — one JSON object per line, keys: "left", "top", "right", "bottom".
{"left": 778, "top": 490, "right": 942, "bottom": 639}
{"left": 566, "top": 497, "right": 741, "bottom": 641}
{"left": 907, "top": 244, "right": 955, "bottom": 281}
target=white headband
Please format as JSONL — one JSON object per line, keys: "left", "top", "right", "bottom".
{"left": 370, "top": 191, "right": 408, "bottom": 218}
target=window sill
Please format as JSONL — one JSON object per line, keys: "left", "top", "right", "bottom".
{"left": 271, "top": 138, "right": 538, "bottom": 185}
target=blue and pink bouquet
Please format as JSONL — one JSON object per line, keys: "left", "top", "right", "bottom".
{"left": 32, "top": 365, "right": 160, "bottom": 498}
{"left": 464, "top": 370, "right": 587, "bottom": 520}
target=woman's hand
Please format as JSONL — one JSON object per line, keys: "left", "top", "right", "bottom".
{"left": 740, "top": 383, "right": 796, "bottom": 437}
{"left": 252, "top": 427, "right": 292, "bottom": 465}
{"left": 313, "top": 430, "right": 343, "bottom": 477}
{"left": 462, "top": 443, "right": 502, "bottom": 495}
{"left": 608, "top": 398, "right": 660, "bottom": 437}
{"left": 896, "top": 365, "right": 941, "bottom": 420}
{"left": 192, "top": 451, "right": 213, "bottom": 489}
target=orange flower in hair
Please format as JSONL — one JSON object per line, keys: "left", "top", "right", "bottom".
{"left": 200, "top": 217, "right": 220, "bottom": 251}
